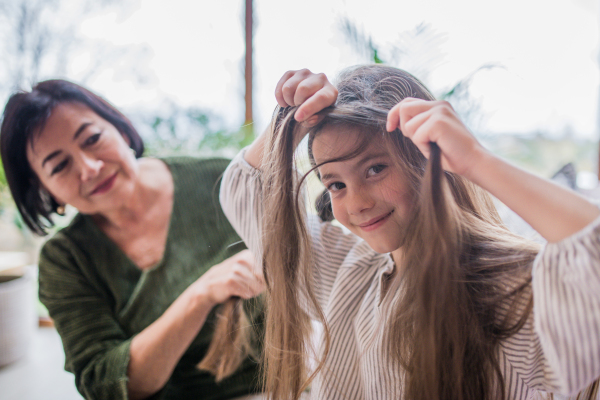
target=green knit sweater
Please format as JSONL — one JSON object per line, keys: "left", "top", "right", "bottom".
{"left": 38, "top": 157, "right": 263, "bottom": 400}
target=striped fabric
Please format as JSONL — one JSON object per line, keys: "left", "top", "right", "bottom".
{"left": 220, "top": 150, "right": 600, "bottom": 400}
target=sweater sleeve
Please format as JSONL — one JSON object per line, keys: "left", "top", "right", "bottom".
{"left": 39, "top": 235, "right": 132, "bottom": 400}
{"left": 219, "top": 150, "right": 361, "bottom": 309}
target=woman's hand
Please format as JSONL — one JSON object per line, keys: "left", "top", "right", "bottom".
{"left": 387, "top": 98, "right": 487, "bottom": 180}
{"left": 190, "top": 250, "right": 264, "bottom": 307}
{"left": 127, "top": 250, "right": 263, "bottom": 399}
{"left": 275, "top": 69, "right": 338, "bottom": 123}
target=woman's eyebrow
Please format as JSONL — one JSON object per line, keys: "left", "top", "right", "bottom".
{"left": 73, "top": 122, "right": 92, "bottom": 140}
{"left": 41, "top": 150, "right": 62, "bottom": 168}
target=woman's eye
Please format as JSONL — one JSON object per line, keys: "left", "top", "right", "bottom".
{"left": 51, "top": 160, "right": 68, "bottom": 176}
{"left": 327, "top": 182, "right": 346, "bottom": 192}
{"left": 84, "top": 133, "right": 101, "bottom": 146}
{"left": 367, "top": 164, "right": 387, "bottom": 176}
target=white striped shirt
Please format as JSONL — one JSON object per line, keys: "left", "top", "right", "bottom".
{"left": 220, "top": 150, "right": 600, "bottom": 400}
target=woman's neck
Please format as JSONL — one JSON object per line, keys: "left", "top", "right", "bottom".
{"left": 92, "top": 158, "right": 173, "bottom": 231}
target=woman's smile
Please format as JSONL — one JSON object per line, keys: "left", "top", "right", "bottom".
{"left": 90, "top": 171, "right": 119, "bottom": 196}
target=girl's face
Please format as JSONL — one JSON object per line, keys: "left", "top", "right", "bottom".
{"left": 26, "top": 102, "right": 139, "bottom": 215}
{"left": 312, "top": 126, "right": 414, "bottom": 254}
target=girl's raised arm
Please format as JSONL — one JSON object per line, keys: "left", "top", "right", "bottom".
{"left": 244, "top": 69, "right": 337, "bottom": 169}
{"left": 388, "top": 98, "right": 600, "bottom": 243}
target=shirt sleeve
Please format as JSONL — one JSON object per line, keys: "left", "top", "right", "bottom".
{"left": 219, "top": 149, "right": 361, "bottom": 309}
{"left": 39, "top": 235, "right": 132, "bottom": 400}
{"left": 499, "top": 212, "right": 600, "bottom": 397}
{"left": 532, "top": 211, "right": 600, "bottom": 395}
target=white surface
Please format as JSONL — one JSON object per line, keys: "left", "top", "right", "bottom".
{"left": 0, "top": 252, "right": 28, "bottom": 272}
{"left": 0, "top": 268, "right": 36, "bottom": 367}
{"left": 0, "top": 327, "right": 82, "bottom": 400}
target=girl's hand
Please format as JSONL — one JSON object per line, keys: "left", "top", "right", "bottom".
{"left": 387, "top": 98, "right": 487, "bottom": 180}
{"left": 190, "top": 250, "right": 264, "bottom": 307}
{"left": 275, "top": 69, "right": 338, "bottom": 124}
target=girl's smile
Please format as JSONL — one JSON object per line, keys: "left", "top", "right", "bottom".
{"left": 356, "top": 209, "right": 395, "bottom": 232}
{"left": 312, "top": 125, "right": 414, "bottom": 256}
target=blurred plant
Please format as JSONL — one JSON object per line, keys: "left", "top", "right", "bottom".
{"left": 0, "top": 0, "right": 152, "bottom": 103}
{"left": 338, "top": 18, "right": 596, "bottom": 182}
{"left": 339, "top": 18, "right": 500, "bottom": 131}
{"left": 0, "top": 154, "right": 9, "bottom": 211}
{"left": 131, "top": 101, "right": 255, "bottom": 159}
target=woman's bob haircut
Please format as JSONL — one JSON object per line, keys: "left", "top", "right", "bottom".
{"left": 0, "top": 79, "right": 144, "bottom": 235}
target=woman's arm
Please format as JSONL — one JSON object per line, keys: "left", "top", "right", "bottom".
{"left": 388, "top": 98, "right": 600, "bottom": 243}
{"left": 40, "top": 241, "right": 262, "bottom": 400}
{"left": 127, "top": 250, "right": 263, "bottom": 399}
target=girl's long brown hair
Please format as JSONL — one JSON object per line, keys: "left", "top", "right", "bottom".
{"left": 260, "top": 65, "right": 592, "bottom": 400}
{"left": 197, "top": 297, "right": 255, "bottom": 382}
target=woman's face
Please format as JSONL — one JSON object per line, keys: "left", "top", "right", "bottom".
{"left": 26, "top": 102, "right": 139, "bottom": 215}
{"left": 312, "top": 125, "right": 414, "bottom": 254}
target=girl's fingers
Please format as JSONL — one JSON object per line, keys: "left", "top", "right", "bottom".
{"left": 296, "top": 84, "right": 337, "bottom": 122}
{"left": 275, "top": 70, "right": 298, "bottom": 107}
{"left": 277, "top": 69, "right": 313, "bottom": 108}
{"left": 387, "top": 98, "right": 433, "bottom": 133}
{"left": 386, "top": 103, "right": 402, "bottom": 132}
{"left": 274, "top": 69, "right": 337, "bottom": 122}
{"left": 402, "top": 107, "right": 438, "bottom": 142}
{"left": 398, "top": 99, "right": 443, "bottom": 136}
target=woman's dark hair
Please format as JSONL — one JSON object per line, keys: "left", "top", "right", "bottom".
{"left": 0, "top": 79, "right": 144, "bottom": 235}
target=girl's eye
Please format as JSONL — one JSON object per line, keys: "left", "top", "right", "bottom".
{"left": 327, "top": 182, "right": 346, "bottom": 192}
{"left": 84, "top": 133, "right": 101, "bottom": 146}
{"left": 367, "top": 164, "right": 387, "bottom": 177}
{"left": 51, "top": 159, "right": 69, "bottom": 176}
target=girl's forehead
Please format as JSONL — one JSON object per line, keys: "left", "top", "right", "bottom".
{"left": 312, "top": 125, "right": 385, "bottom": 164}
{"left": 312, "top": 126, "right": 363, "bottom": 160}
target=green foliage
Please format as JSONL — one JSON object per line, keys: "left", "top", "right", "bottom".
{"left": 483, "top": 132, "right": 597, "bottom": 179}
{"left": 0, "top": 154, "right": 14, "bottom": 213}
{"left": 0, "top": 155, "right": 6, "bottom": 188}
{"left": 134, "top": 102, "right": 253, "bottom": 158}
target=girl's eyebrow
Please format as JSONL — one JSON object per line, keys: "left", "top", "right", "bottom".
{"left": 319, "top": 151, "right": 389, "bottom": 182}
{"left": 355, "top": 151, "right": 388, "bottom": 167}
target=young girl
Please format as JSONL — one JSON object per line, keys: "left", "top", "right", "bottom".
{"left": 220, "top": 66, "right": 600, "bottom": 399}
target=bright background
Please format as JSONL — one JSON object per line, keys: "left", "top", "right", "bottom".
{"left": 0, "top": 0, "right": 598, "bottom": 235}
{"left": 76, "top": 0, "right": 600, "bottom": 138}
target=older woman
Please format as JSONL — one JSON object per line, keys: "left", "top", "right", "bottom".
{"left": 0, "top": 80, "right": 266, "bottom": 400}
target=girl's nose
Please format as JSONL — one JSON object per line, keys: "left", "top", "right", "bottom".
{"left": 78, "top": 153, "right": 103, "bottom": 181}
{"left": 348, "top": 187, "right": 375, "bottom": 215}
